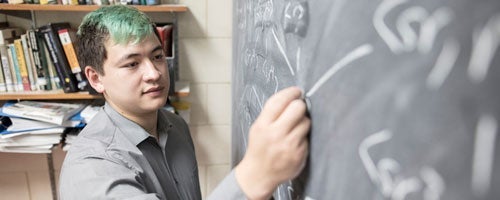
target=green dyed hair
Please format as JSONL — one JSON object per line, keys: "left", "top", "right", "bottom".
{"left": 77, "top": 5, "right": 157, "bottom": 75}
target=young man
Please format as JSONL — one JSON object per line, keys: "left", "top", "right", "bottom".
{"left": 59, "top": 5, "right": 310, "bottom": 200}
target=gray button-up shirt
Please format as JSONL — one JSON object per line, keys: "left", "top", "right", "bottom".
{"left": 59, "top": 103, "right": 245, "bottom": 200}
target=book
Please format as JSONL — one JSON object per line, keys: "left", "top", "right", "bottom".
{"left": 7, "top": 0, "right": 24, "bottom": 4}
{"left": 7, "top": 43, "right": 23, "bottom": 91}
{"left": 13, "top": 38, "right": 31, "bottom": 91}
{"left": 26, "top": 35, "right": 39, "bottom": 91}
{"left": 57, "top": 28, "right": 88, "bottom": 91}
{"left": 38, "top": 22, "right": 79, "bottom": 93}
{"left": 0, "top": 44, "right": 7, "bottom": 92}
{"left": 43, "top": 43, "right": 59, "bottom": 90}
{"left": 61, "top": 0, "right": 78, "bottom": 5}
{"left": 156, "top": 23, "right": 176, "bottom": 96}
{"left": 2, "top": 117, "right": 64, "bottom": 134}
{"left": 2, "top": 101, "right": 87, "bottom": 125}
{"left": 0, "top": 44, "right": 14, "bottom": 92}
{"left": 0, "top": 103, "right": 87, "bottom": 128}
{"left": 0, "top": 114, "right": 83, "bottom": 135}
{"left": 0, "top": 61, "right": 6, "bottom": 92}
{"left": 156, "top": 23, "right": 174, "bottom": 58}
{"left": 28, "top": 29, "right": 52, "bottom": 90}
{"left": 21, "top": 34, "right": 37, "bottom": 91}
{"left": 28, "top": 29, "right": 51, "bottom": 91}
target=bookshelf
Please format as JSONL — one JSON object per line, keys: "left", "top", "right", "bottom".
{"left": 0, "top": 4, "right": 188, "bottom": 200}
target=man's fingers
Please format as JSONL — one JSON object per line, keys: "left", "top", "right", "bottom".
{"left": 287, "top": 116, "right": 311, "bottom": 145}
{"left": 274, "top": 99, "right": 308, "bottom": 133}
{"left": 257, "top": 87, "right": 302, "bottom": 124}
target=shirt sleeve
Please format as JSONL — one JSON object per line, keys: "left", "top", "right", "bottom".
{"left": 206, "top": 169, "right": 247, "bottom": 200}
{"left": 59, "top": 156, "right": 160, "bottom": 200}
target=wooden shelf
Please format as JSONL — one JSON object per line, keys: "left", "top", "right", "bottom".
{"left": 0, "top": 90, "right": 102, "bottom": 100}
{"left": 174, "top": 81, "right": 189, "bottom": 97}
{"left": 0, "top": 89, "right": 189, "bottom": 100}
{"left": 0, "top": 3, "right": 187, "bottom": 12}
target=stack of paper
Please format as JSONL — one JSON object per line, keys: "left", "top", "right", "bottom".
{"left": 2, "top": 101, "right": 87, "bottom": 125}
{"left": 0, "top": 100, "right": 91, "bottom": 153}
{"left": 0, "top": 128, "right": 64, "bottom": 153}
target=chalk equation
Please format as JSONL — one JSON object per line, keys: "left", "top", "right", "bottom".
{"left": 356, "top": 113, "right": 498, "bottom": 199}
{"left": 374, "top": 0, "right": 500, "bottom": 88}
{"left": 359, "top": 130, "right": 446, "bottom": 200}
{"left": 374, "top": 0, "right": 453, "bottom": 54}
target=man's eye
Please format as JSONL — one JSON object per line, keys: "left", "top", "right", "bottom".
{"left": 153, "top": 54, "right": 165, "bottom": 61}
{"left": 125, "top": 62, "right": 139, "bottom": 68}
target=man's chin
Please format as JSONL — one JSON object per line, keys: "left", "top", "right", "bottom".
{"left": 147, "top": 98, "right": 169, "bottom": 109}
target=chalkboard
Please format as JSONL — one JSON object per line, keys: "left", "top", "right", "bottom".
{"left": 232, "top": 0, "right": 500, "bottom": 199}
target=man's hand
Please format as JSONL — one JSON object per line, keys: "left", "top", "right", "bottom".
{"left": 235, "top": 86, "right": 311, "bottom": 200}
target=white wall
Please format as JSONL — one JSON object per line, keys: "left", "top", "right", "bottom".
{"left": 178, "top": 0, "right": 233, "bottom": 197}
{"left": 0, "top": 0, "right": 233, "bottom": 199}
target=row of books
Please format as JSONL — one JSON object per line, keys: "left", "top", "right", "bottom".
{"left": 0, "top": 22, "right": 92, "bottom": 94}
{"left": 0, "top": 100, "right": 101, "bottom": 153}
{"left": 2, "top": 0, "right": 161, "bottom": 5}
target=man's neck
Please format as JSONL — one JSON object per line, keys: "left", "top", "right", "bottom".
{"left": 107, "top": 101, "right": 159, "bottom": 138}
{"left": 135, "top": 113, "right": 159, "bottom": 139}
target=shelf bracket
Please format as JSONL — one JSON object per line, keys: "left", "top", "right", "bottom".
{"left": 47, "top": 149, "right": 57, "bottom": 200}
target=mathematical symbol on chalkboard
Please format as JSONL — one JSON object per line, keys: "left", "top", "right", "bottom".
{"left": 273, "top": 182, "right": 295, "bottom": 200}
{"left": 373, "top": 0, "right": 453, "bottom": 54}
{"left": 306, "top": 44, "right": 374, "bottom": 98}
{"left": 256, "top": 0, "right": 310, "bottom": 78}
{"left": 427, "top": 14, "right": 500, "bottom": 89}
{"left": 283, "top": 0, "right": 309, "bottom": 37}
{"left": 472, "top": 114, "right": 498, "bottom": 198}
{"left": 359, "top": 130, "right": 446, "bottom": 199}
{"left": 425, "top": 37, "right": 460, "bottom": 90}
{"left": 468, "top": 14, "right": 500, "bottom": 83}
{"left": 255, "top": 0, "right": 274, "bottom": 27}
{"left": 271, "top": 26, "right": 296, "bottom": 76}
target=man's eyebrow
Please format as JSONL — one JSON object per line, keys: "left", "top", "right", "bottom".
{"left": 151, "top": 45, "right": 163, "bottom": 53}
{"left": 116, "top": 53, "right": 140, "bottom": 64}
{"left": 116, "top": 45, "right": 164, "bottom": 64}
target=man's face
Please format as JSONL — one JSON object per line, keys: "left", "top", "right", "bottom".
{"left": 97, "top": 34, "right": 170, "bottom": 116}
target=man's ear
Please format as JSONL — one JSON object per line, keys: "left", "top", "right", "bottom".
{"left": 85, "top": 66, "right": 105, "bottom": 93}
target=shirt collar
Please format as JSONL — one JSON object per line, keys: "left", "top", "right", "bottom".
{"left": 103, "top": 103, "right": 172, "bottom": 146}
